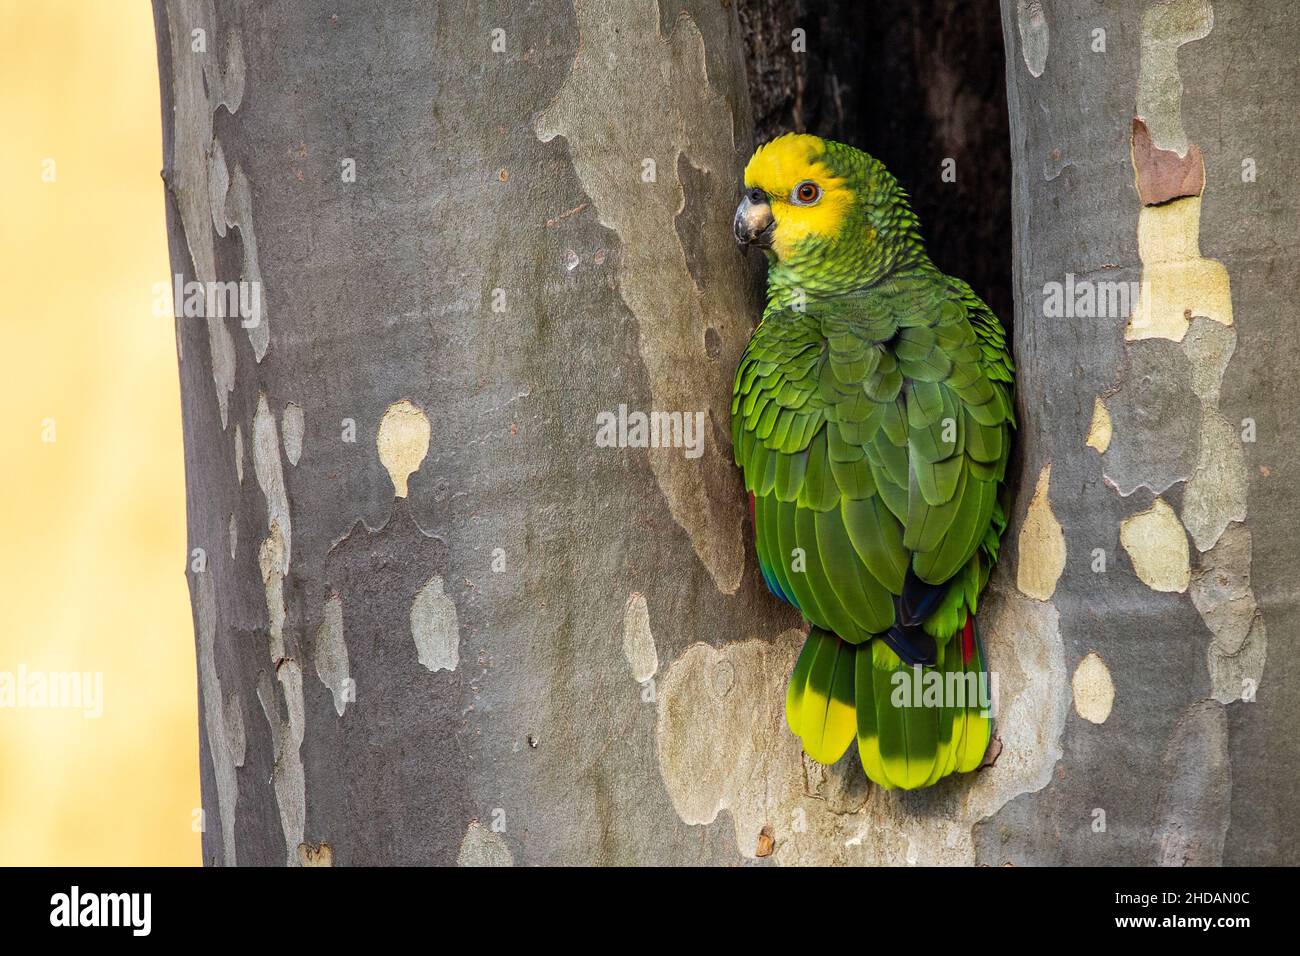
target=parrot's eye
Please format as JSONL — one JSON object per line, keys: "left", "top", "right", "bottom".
{"left": 792, "top": 181, "right": 821, "bottom": 205}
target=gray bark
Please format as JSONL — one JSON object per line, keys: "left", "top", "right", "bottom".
{"left": 990, "top": 0, "right": 1299, "bottom": 864}
{"left": 155, "top": 0, "right": 789, "bottom": 867}
{"left": 154, "top": 0, "right": 1297, "bottom": 867}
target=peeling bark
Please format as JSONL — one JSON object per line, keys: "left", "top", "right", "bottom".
{"left": 156, "top": 0, "right": 776, "bottom": 867}
{"left": 156, "top": 0, "right": 1298, "bottom": 866}
{"left": 991, "top": 0, "right": 1299, "bottom": 865}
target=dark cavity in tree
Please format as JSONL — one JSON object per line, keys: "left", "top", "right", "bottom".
{"left": 738, "top": 0, "right": 1013, "bottom": 329}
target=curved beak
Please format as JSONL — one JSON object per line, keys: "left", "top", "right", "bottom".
{"left": 734, "top": 188, "right": 775, "bottom": 248}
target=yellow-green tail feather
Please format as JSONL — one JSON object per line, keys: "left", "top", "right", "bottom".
{"left": 787, "top": 621, "right": 992, "bottom": 790}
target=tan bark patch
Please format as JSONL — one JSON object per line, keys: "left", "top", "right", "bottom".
{"left": 297, "top": 842, "right": 333, "bottom": 867}
{"left": 1071, "top": 652, "right": 1114, "bottom": 724}
{"left": 1120, "top": 498, "right": 1190, "bottom": 593}
{"left": 1016, "top": 464, "right": 1066, "bottom": 601}
{"left": 376, "top": 400, "right": 430, "bottom": 499}
{"left": 1086, "top": 397, "right": 1112, "bottom": 453}
{"left": 1126, "top": 197, "right": 1232, "bottom": 342}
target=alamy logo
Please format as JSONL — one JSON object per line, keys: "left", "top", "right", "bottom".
{"left": 1041, "top": 273, "right": 1148, "bottom": 319}
{"left": 49, "top": 886, "right": 151, "bottom": 936}
{"left": 0, "top": 665, "right": 102, "bottom": 718}
{"left": 595, "top": 404, "right": 706, "bottom": 459}
{"left": 890, "top": 665, "right": 997, "bottom": 718}
{"left": 153, "top": 273, "right": 262, "bottom": 328}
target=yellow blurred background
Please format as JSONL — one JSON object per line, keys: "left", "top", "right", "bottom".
{"left": 0, "top": 1, "right": 200, "bottom": 864}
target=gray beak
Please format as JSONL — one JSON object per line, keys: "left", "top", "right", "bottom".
{"left": 734, "top": 188, "right": 775, "bottom": 248}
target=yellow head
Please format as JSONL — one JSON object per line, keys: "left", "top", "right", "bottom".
{"left": 734, "top": 133, "right": 923, "bottom": 302}
{"left": 737, "top": 133, "right": 856, "bottom": 259}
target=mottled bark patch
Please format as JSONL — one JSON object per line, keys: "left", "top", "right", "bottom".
{"left": 655, "top": 584, "right": 1067, "bottom": 864}
{"left": 535, "top": 0, "right": 753, "bottom": 594}
{"left": 1155, "top": 699, "right": 1230, "bottom": 866}
{"left": 1131, "top": 117, "right": 1205, "bottom": 206}
{"left": 1016, "top": 464, "right": 1065, "bottom": 601}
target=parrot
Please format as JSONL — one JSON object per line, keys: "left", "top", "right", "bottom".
{"left": 730, "top": 133, "right": 1015, "bottom": 790}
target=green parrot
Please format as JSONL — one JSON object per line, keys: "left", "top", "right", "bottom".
{"left": 731, "top": 133, "right": 1015, "bottom": 790}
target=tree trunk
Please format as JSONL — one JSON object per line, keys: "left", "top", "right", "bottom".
{"left": 155, "top": 0, "right": 1296, "bottom": 867}
{"left": 155, "top": 0, "right": 795, "bottom": 867}
{"left": 993, "top": 0, "right": 1299, "bottom": 864}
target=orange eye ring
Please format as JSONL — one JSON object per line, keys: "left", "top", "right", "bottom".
{"left": 793, "top": 181, "right": 820, "bottom": 205}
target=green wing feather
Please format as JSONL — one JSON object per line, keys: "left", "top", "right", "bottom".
{"left": 733, "top": 270, "right": 1013, "bottom": 789}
